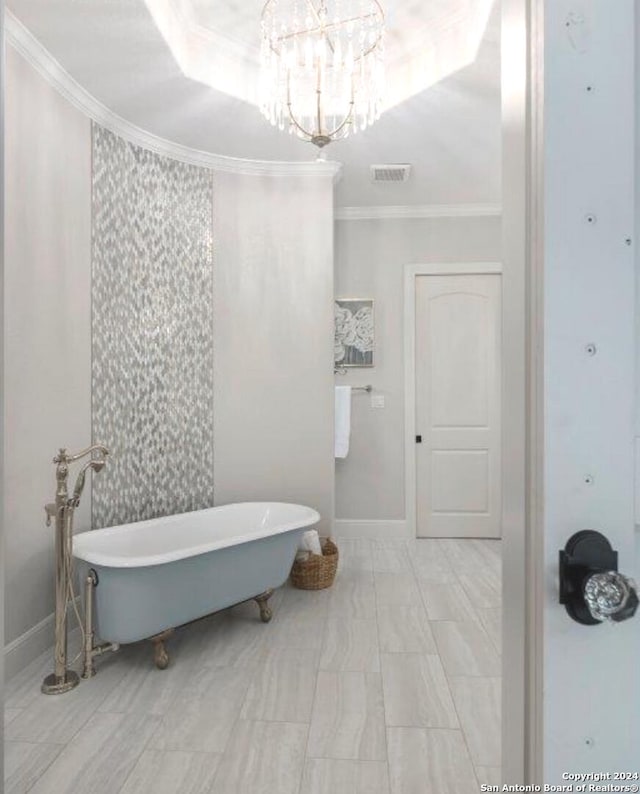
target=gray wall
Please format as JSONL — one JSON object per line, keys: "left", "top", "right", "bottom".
{"left": 213, "top": 171, "right": 335, "bottom": 538}
{"left": 334, "top": 216, "right": 502, "bottom": 522}
{"left": 4, "top": 47, "right": 92, "bottom": 666}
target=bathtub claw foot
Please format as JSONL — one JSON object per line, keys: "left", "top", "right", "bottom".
{"left": 255, "top": 590, "right": 274, "bottom": 623}
{"left": 150, "top": 629, "right": 173, "bottom": 670}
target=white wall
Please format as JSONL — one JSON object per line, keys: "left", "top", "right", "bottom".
{"left": 213, "top": 171, "right": 335, "bottom": 538}
{"left": 334, "top": 215, "right": 502, "bottom": 525}
{"left": 4, "top": 46, "right": 92, "bottom": 676}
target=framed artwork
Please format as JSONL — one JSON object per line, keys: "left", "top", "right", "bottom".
{"left": 334, "top": 299, "right": 374, "bottom": 367}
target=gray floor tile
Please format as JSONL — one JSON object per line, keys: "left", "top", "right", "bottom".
{"left": 307, "top": 671, "right": 386, "bottom": 761}
{"left": 184, "top": 612, "right": 269, "bottom": 669}
{"left": 418, "top": 580, "right": 478, "bottom": 622}
{"left": 371, "top": 542, "right": 412, "bottom": 573}
{"left": 374, "top": 573, "right": 420, "bottom": 607}
{"left": 449, "top": 676, "right": 501, "bottom": 767}
{"left": 148, "top": 665, "right": 250, "bottom": 753}
{"left": 410, "top": 540, "right": 457, "bottom": 583}
{"left": 7, "top": 656, "right": 127, "bottom": 744}
{"left": 266, "top": 614, "right": 327, "bottom": 649}
{"left": 477, "top": 607, "right": 502, "bottom": 654}
{"left": 119, "top": 750, "right": 221, "bottom": 794}
{"left": 4, "top": 741, "right": 63, "bottom": 794}
{"left": 320, "top": 619, "right": 380, "bottom": 673}
{"left": 387, "top": 727, "right": 478, "bottom": 794}
{"left": 302, "top": 759, "right": 390, "bottom": 794}
{"left": 27, "top": 712, "right": 161, "bottom": 794}
{"left": 476, "top": 765, "right": 502, "bottom": 786}
{"left": 210, "top": 719, "right": 307, "bottom": 794}
{"left": 277, "top": 586, "right": 332, "bottom": 622}
{"left": 381, "top": 653, "right": 458, "bottom": 729}
{"left": 4, "top": 708, "right": 23, "bottom": 727}
{"left": 376, "top": 606, "right": 437, "bottom": 654}
{"left": 97, "top": 642, "right": 196, "bottom": 716}
{"left": 439, "top": 539, "right": 489, "bottom": 573}
{"left": 5, "top": 651, "right": 52, "bottom": 710}
{"left": 432, "top": 621, "right": 501, "bottom": 677}
{"left": 337, "top": 539, "right": 373, "bottom": 572}
{"left": 327, "top": 572, "right": 376, "bottom": 619}
{"left": 240, "top": 647, "right": 318, "bottom": 723}
{"left": 458, "top": 571, "right": 501, "bottom": 609}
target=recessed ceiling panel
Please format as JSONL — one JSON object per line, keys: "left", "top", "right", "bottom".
{"left": 144, "top": 0, "right": 496, "bottom": 110}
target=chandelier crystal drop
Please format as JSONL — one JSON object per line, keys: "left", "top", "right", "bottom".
{"left": 259, "top": 0, "right": 386, "bottom": 149}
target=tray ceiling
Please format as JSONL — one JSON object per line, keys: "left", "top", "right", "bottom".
{"left": 144, "top": 0, "right": 496, "bottom": 109}
{"left": 7, "top": 0, "right": 501, "bottom": 207}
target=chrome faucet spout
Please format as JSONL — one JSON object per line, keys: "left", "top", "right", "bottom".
{"left": 59, "top": 443, "right": 109, "bottom": 465}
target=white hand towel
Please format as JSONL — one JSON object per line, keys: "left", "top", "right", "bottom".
{"left": 296, "top": 529, "right": 323, "bottom": 561}
{"left": 335, "top": 386, "right": 352, "bottom": 459}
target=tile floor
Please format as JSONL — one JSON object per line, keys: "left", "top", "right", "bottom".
{"left": 4, "top": 537, "right": 502, "bottom": 794}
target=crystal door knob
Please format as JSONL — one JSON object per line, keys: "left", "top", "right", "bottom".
{"left": 583, "top": 571, "right": 639, "bottom": 623}
{"left": 559, "top": 530, "right": 639, "bottom": 625}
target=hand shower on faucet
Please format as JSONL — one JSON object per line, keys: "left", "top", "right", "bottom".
{"left": 70, "top": 457, "right": 107, "bottom": 509}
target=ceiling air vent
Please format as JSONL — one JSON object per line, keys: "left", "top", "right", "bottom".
{"left": 370, "top": 164, "right": 412, "bottom": 183}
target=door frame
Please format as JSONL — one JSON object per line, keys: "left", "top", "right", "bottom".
{"left": 503, "top": 0, "right": 544, "bottom": 783}
{"left": 404, "top": 262, "right": 504, "bottom": 540}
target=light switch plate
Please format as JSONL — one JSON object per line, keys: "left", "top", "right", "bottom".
{"left": 371, "top": 394, "right": 385, "bottom": 409}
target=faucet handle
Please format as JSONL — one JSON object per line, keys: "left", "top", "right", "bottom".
{"left": 44, "top": 503, "right": 56, "bottom": 527}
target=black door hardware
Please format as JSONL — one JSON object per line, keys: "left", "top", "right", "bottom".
{"left": 559, "top": 530, "right": 638, "bottom": 625}
{"left": 415, "top": 435, "right": 422, "bottom": 443}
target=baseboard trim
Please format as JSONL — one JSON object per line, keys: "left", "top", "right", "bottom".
{"left": 332, "top": 519, "right": 410, "bottom": 539}
{"left": 4, "top": 600, "right": 81, "bottom": 681}
{"left": 4, "top": 612, "right": 55, "bottom": 681}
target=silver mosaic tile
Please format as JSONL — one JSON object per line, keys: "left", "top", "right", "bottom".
{"left": 91, "top": 125, "right": 214, "bottom": 528}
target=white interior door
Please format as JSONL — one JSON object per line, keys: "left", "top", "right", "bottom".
{"left": 415, "top": 274, "right": 502, "bottom": 538}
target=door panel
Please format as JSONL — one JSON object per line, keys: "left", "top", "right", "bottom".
{"left": 415, "top": 274, "right": 502, "bottom": 538}
{"left": 541, "top": 0, "right": 639, "bottom": 778}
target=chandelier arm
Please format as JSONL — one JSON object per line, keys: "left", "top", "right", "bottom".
{"left": 322, "top": 99, "right": 356, "bottom": 138}
{"left": 286, "top": 98, "right": 356, "bottom": 142}
{"left": 286, "top": 103, "right": 316, "bottom": 140}
{"left": 303, "top": 0, "right": 336, "bottom": 55}
{"left": 316, "top": 62, "right": 323, "bottom": 136}
{"left": 272, "top": 12, "right": 382, "bottom": 49}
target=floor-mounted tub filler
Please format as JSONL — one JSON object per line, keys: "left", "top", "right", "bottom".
{"left": 41, "top": 444, "right": 320, "bottom": 693}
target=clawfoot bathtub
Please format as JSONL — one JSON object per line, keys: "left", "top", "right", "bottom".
{"left": 73, "top": 502, "right": 320, "bottom": 668}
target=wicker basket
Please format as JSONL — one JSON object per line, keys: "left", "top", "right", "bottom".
{"left": 290, "top": 538, "right": 339, "bottom": 590}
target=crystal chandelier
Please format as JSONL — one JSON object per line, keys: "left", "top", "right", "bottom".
{"left": 259, "top": 0, "right": 386, "bottom": 149}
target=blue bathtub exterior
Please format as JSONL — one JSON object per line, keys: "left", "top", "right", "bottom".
{"left": 76, "top": 527, "right": 305, "bottom": 644}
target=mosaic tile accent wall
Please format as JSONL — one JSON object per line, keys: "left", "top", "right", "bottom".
{"left": 92, "top": 125, "right": 215, "bottom": 528}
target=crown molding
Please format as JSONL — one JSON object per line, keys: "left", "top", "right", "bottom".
{"left": 334, "top": 203, "right": 502, "bottom": 220}
{"left": 5, "top": 11, "right": 342, "bottom": 181}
